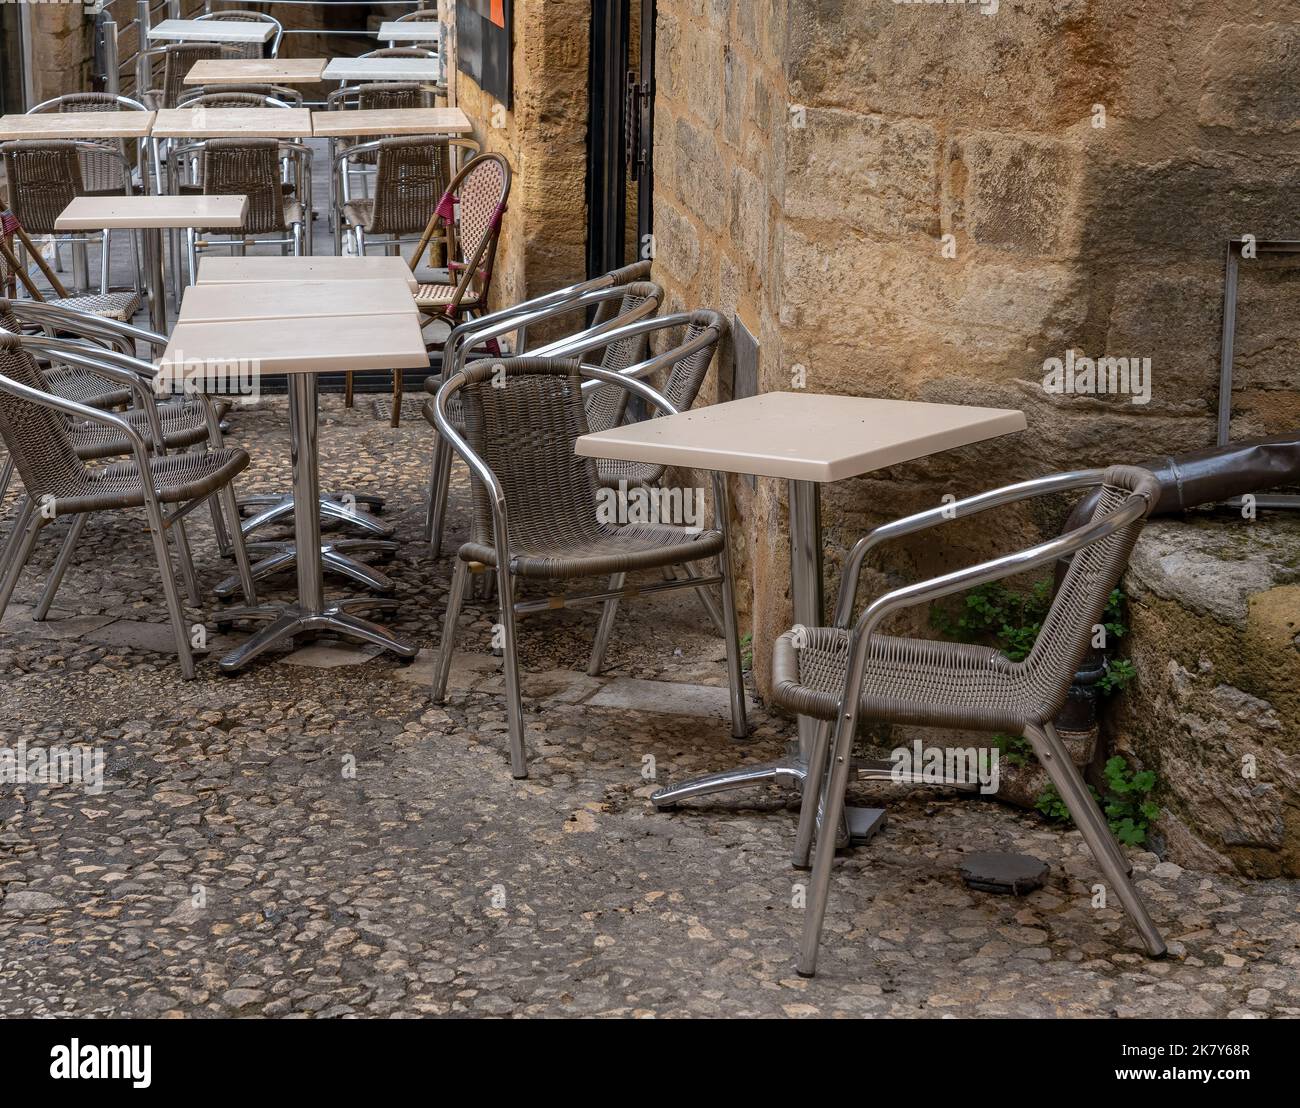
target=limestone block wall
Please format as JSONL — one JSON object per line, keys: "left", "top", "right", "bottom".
{"left": 452, "top": 0, "right": 589, "bottom": 315}
{"left": 652, "top": 0, "right": 1300, "bottom": 696}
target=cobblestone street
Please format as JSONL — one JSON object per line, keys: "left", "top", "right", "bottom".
{"left": 0, "top": 398, "right": 1296, "bottom": 1018}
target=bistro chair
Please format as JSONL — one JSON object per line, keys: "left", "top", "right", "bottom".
{"left": 421, "top": 280, "right": 664, "bottom": 551}
{"left": 0, "top": 333, "right": 257, "bottom": 679}
{"left": 180, "top": 138, "right": 312, "bottom": 285}
{"left": 0, "top": 141, "right": 142, "bottom": 305}
{"left": 139, "top": 43, "right": 242, "bottom": 110}
{"left": 341, "top": 150, "right": 506, "bottom": 424}
{"left": 429, "top": 358, "right": 747, "bottom": 778}
{"left": 0, "top": 209, "right": 142, "bottom": 327}
{"left": 773, "top": 465, "right": 1167, "bottom": 977}
{"left": 193, "top": 10, "right": 285, "bottom": 58}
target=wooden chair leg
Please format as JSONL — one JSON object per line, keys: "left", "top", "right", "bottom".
{"left": 344, "top": 371, "right": 354, "bottom": 409}
{"left": 391, "top": 368, "right": 403, "bottom": 428}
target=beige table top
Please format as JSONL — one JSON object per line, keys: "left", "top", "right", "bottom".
{"left": 195, "top": 254, "right": 419, "bottom": 292}
{"left": 376, "top": 21, "right": 441, "bottom": 41}
{"left": 183, "top": 58, "right": 329, "bottom": 86}
{"left": 575, "top": 392, "right": 1027, "bottom": 483}
{"left": 179, "top": 278, "right": 416, "bottom": 322}
{"left": 148, "top": 18, "right": 274, "bottom": 44}
{"left": 0, "top": 111, "right": 155, "bottom": 140}
{"left": 310, "top": 107, "right": 471, "bottom": 136}
{"left": 55, "top": 194, "right": 248, "bottom": 230}
{"left": 158, "top": 313, "right": 429, "bottom": 379}
{"left": 151, "top": 107, "right": 313, "bottom": 139}
{"left": 322, "top": 57, "right": 442, "bottom": 83}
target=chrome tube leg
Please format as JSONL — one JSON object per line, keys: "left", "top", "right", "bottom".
{"left": 797, "top": 710, "right": 857, "bottom": 977}
{"left": 34, "top": 513, "right": 88, "bottom": 621}
{"left": 208, "top": 486, "right": 233, "bottom": 557}
{"left": 290, "top": 373, "right": 325, "bottom": 614}
{"left": 171, "top": 517, "right": 203, "bottom": 607}
{"left": 0, "top": 513, "right": 44, "bottom": 623}
{"left": 497, "top": 564, "right": 527, "bottom": 779}
{"left": 684, "top": 561, "right": 726, "bottom": 637}
{"left": 792, "top": 719, "right": 833, "bottom": 869}
{"left": 0, "top": 455, "right": 14, "bottom": 507}
{"left": 1043, "top": 721, "right": 1133, "bottom": 878}
{"left": 789, "top": 479, "right": 823, "bottom": 760}
{"left": 422, "top": 436, "right": 441, "bottom": 542}
{"left": 145, "top": 505, "right": 195, "bottom": 680}
{"left": 429, "top": 437, "right": 453, "bottom": 555}
{"left": 587, "top": 572, "right": 624, "bottom": 677}
{"left": 714, "top": 473, "right": 749, "bottom": 739}
{"left": 1023, "top": 724, "right": 1166, "bottom": 957}
{"left": 99, "top": 231, "right": 111, "bottom": 295}
{"left": 71, "top": 237, "right": 90, "bottom": 294}
{"left": 143, "top": 226, "right": 166, "bottom": 332}
{"left": 218, "top": 486, "right": 258, "bottom": 605}
{"left": 1, "top": 498, "right": 34, "bottom": 578}
{"left": 431, "top": 557, "right": 469, "bottom": 702}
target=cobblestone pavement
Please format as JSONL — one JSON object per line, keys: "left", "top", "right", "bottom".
{"left": 1, "top": 397, "right": 1298, "bottom": 1018}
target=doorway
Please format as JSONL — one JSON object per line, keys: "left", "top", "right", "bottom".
{"left": 586, "top": 0, "right": 655, "bottom": 279}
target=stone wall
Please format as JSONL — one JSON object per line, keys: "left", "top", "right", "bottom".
{"left": 1115, "top": 515, "right": 1300, "bottom": 878}
{"left": 451, "top": 0, "right": 589, "bottom": 315}
{"left": 651, "top": 0, "right": 1300, "bottom": 696}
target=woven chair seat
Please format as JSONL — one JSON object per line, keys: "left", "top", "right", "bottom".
{"left": 460, "top": 521, "right": 724, "bottom": 580}
{"left": 50, "top": 446, "right": 249, "bottom": 517}
{"left": 772, "top": 626, "right": 1038, "bottom": 733}
{"left": 68, "top": 398, "right": 222, "bottom": 461}
{"left": 597, "top": 457, "right": 666, "bottom": 489}
{"left": 44, "top": 367, "right": 133, "bottom": 410}
{"left": 414, "top": 282, "right": 465, "bottom": 306}
{"left": 47, "top": 291, "right": 141, "bottom": 322}
{"left": 200, "top": 198, "right": 301, "bottom": 235}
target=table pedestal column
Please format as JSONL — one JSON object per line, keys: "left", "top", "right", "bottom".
{"left": 217, "top": 373, "right": 418, "bottom": 671}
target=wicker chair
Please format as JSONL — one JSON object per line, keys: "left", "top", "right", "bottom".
{"left": 421, "top": 280, "right": 664, "bottom": 551}
{"left": 193, "top": 10, "right": 284, "bottom": 58}
{"left": 338, "top": 135, "right": 451, "bottom": 257}
{"left": 774, "top": 465, "right": 1168, "bottom": 977}
{"left": 0, "top": 140, "right": 142, "bottom": 307}
{"left": 0, "top": 207, "right": 142, "bottom": 325}
{"left": 429, "top": 358, "right": 747, "bottom": 778}
{"left": 0, "top": 333, "right": 257, "bottom": 678}
{"left": 178, "top": 83, "right": 304, "bottom": 107}
{"left": 140, "top": 43, "right": 242, "bottom": 110}
{"left": 182, "top": 138, "right": 311, "bottom": 284}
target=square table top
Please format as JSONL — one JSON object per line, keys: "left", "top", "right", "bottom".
{"left": 151, "top": 107, "right": 313, "bottom": 139}
{"left": 574, "top": 391, "right": 1027, "bottom": 483}
{"left": 376, "top": 21, "right": 442, "bottom": 42}
{"left": 158, "top": 313, "right": 429, "bottom": 379}
{"left": 0, "top": 111, "right": 156, "bottom": 140}
{"left": 183, "top": 58, "right": 329, "bottom": 86}
{"left": 310, "top": 107, "right": 471, "bottom": 136}
{"left": 55, "top": 194, "right": 248, "bottom": 231}
{"left": 178, "top": 278, "right": 416, "bottom": 322}
{"left": 195, "top": 254, "right": 419, "bottom": 292}
{"left": 322, "top": 57, "right": 442, "bottom": 83}
{"left": 147, "top": 19, "right": 274, "bottom": 44}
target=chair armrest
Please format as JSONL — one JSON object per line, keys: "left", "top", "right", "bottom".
{"left": 0, "top": 369, "right": 154, "bottom": 481}
{"left": 830, "top": 469, "right": 1106, "bottom": 628}
{"left": 11, "top": 302, "right": 168, "bottom": 353}
{"left": 813, "top": 491, "right": 1152, "bottom": 726}
{"left": 577, "top": 365, "right": 679, "bottom": 418}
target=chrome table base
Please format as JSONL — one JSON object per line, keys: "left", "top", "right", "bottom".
{"left": 238, "top": 492, "right": 394, "bottom": 539}
{"left": 217, "top": 373, "right": 415, "bottom": 671}
{"left": 213, "top": 537, "right": 398, "bottom": 598}
{"left": 649, "top": 478, "right": 886, "bottom": 848}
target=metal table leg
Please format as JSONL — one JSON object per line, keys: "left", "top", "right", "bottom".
{"left": 652, "top": 477, "right": 886, "bottom": 846}
{"left": 218, "top": 373, "right": 417, "bottom": 672}
{"left": 237, "top": 492, "right": 394, "bottom": 539}
{"left": 213, "top": 536, "right": 398, "bottom": 598}
{"left": 143, "top": 225, "right": 167, "bottom": 333}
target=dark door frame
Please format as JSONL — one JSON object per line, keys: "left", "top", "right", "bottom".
{"left": 585, "top": 0, "right": 655, "bottom": 279}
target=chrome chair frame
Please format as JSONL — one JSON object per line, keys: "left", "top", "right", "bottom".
{"left": 791, "top": 468, "right": 1166, "bottom": 976}
{"left": 430, "top": 363, "right": 747, "bottom": 778}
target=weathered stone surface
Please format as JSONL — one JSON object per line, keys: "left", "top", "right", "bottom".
{"left": 1198, "top": 23, "right": 1300, "bottom": 135}
{"left": 1115, "top": 515, "right": 1300, "bottom": 878}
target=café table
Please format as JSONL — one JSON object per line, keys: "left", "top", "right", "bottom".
{"left": 55, "top": 194, "right": 247, "bottom": 331}
{"left": 575, "top": 391, "right": 1026, "bottom": 844}
{"left": 310, "top": 107, "right": 472, "bottom": 137}
{"left": 156, "top": 304, "right": 428, "bottom": 671}
{"left": 151, "top": 107, "right": 313, "bottom": 140}
{"left": 322, "top": 57, "right": 442, "bottom": 84}
{"left": 376, "top": 21, "right": 442, "bottom": 43}
{"left": 0, "top": 111, "right": 155, "bottom": 141}
{"left": 183, "top": 58, "right": 329, "bottom": 86}
{"left": 180, "top": 273, "right": 417, "bottom": 583}
{"left": 147, "top": 19, "right": 275, "bottom": 46}
{"left": 195, "top": 254, "right": 418, "bottom": 291}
